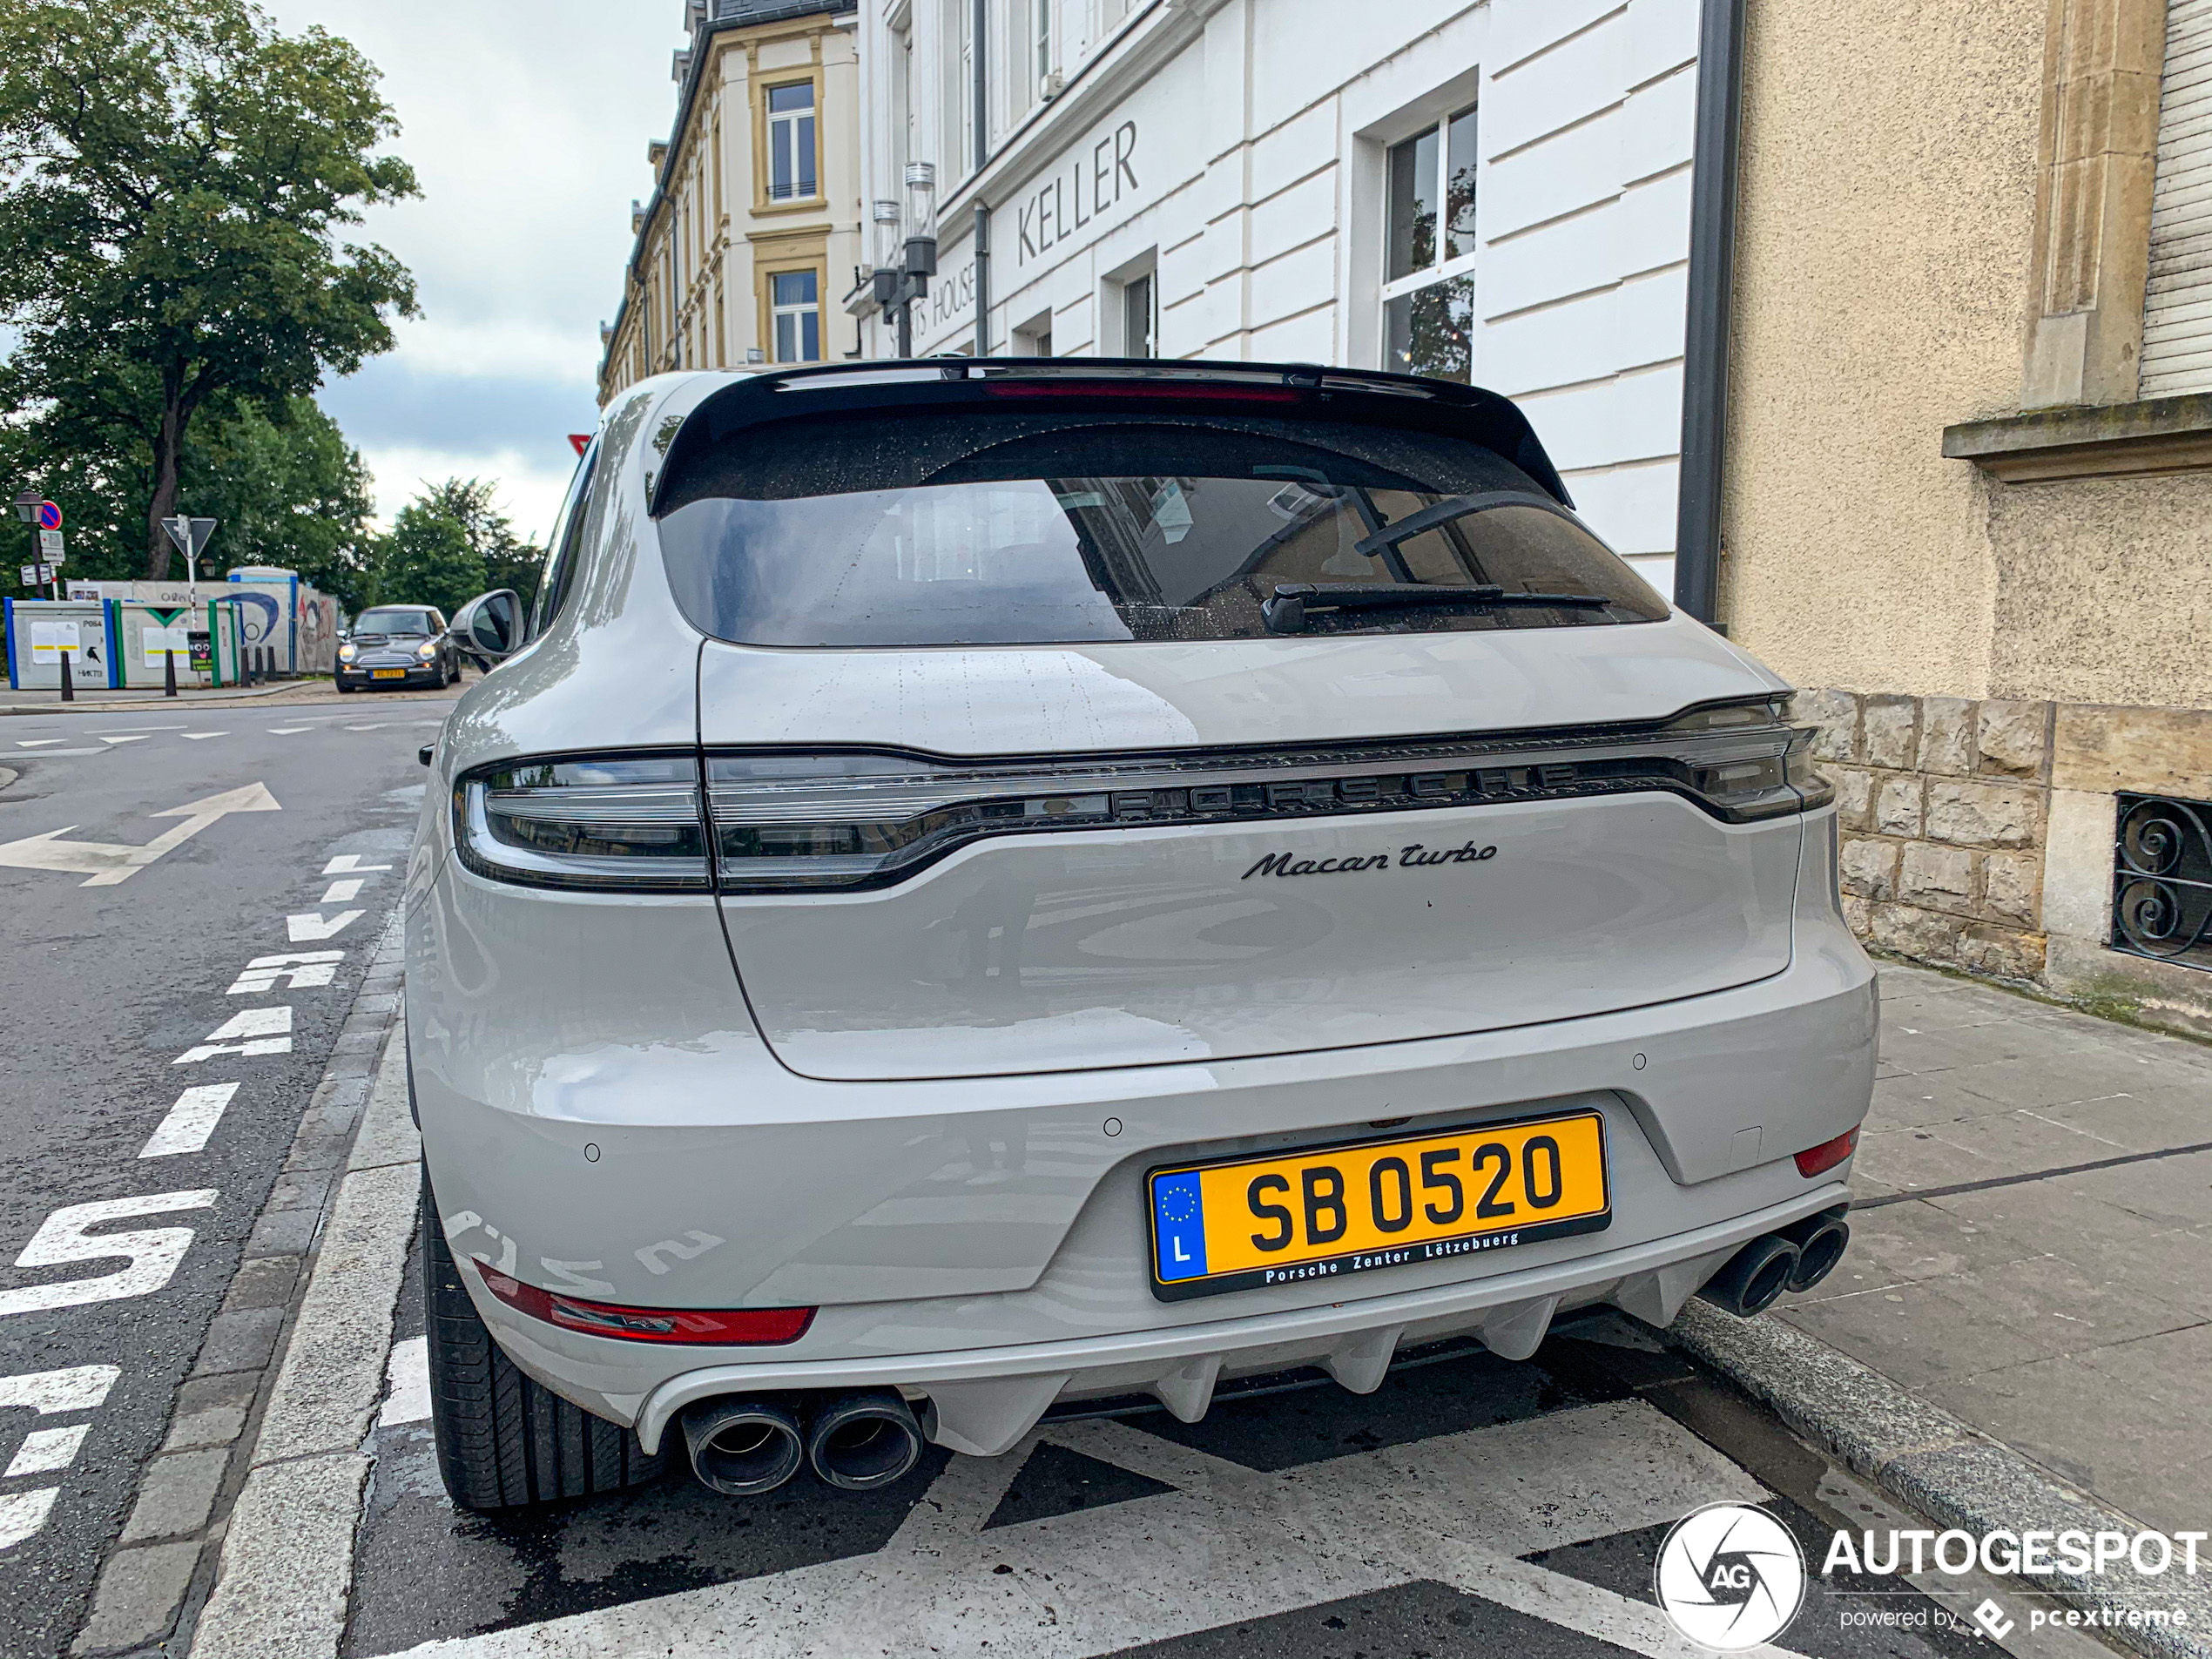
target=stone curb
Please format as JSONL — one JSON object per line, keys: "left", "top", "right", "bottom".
{"left": 1669, "top": 1298, "right": 2212, "bottom": 1659}
{"left": 67, "top": 911, "right": 408, "bottom": 1659}
{"left": 188, "top": 1001, "right": 420, "bottom": 1659}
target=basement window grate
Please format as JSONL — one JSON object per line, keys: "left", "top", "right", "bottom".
{"left": 2111, "top": 792, "right": 2212, "bottom": 973}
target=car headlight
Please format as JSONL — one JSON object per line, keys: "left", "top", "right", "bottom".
{"left": 416, "top": 642, "right": 438, "bottom": 661}
{"left": 338, "top": 643, "right": 356, "bottom": 662}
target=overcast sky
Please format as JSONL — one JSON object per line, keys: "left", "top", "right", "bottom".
{"left": 257, "top": 0, "right": 689, "bottom": 542}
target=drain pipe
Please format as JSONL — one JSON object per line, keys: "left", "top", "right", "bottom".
{"left": 972, "top": 0, "right": 991, "bottom": 357}
{"left": 1672, "top": 0, "right": 1748, "bottom": 628}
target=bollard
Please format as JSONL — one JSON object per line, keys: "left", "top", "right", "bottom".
{"left": 165, "top": 648, "right": 178, "bottom": 698}
{"left": 59, "top": 651, "right": 73, "bottom": 703}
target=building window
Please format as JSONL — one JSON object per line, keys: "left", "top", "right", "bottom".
{"left": 950, "top": 0, "right": 975, "bottom": 172}
{"left": 766, "top": 82, "right": 818, "bottom": 201}
{"left": 771, "top": 268, "right": 822, "bottom": 361}
{"left": 1034, "top": 0, "right": 1052, "bottom": 96}
{"left": 1382, "top": 104, "right": 1477, "bottom": 381}
{"left": 1123, "top": 272, "right": 1156, "bottom": 358}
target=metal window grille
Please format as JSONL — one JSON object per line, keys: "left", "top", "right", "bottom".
{"left": 2111, "top": 792, "right": 2212, "bottom": 972}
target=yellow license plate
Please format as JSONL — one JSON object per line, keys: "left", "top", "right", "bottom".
{"left": 1148, "top": 1110, "right": 1609, "bottom": 1300}
{"left": 371, "top": 669, "right": 406, "bottom": 679}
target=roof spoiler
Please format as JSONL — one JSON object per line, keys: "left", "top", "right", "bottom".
{"left": 648, "top": 358, "right": 1575, "bottom": 517}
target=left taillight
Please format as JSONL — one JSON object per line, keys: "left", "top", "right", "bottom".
{"left": 475, "top": 1262, "right": 813, "bottom": 1345}
{"left": 453, "top": 753, "right": 711, "bottom": 892}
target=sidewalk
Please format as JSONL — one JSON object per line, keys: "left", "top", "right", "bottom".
{"left": 0, "top": 669, "right": 478, "bottom": 715}
{"left": 1674, "top": 964, "right": 2212, "bottom": 1653}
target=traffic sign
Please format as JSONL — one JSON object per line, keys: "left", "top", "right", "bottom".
{"left": 19, "top": 565, "right": 35, "bottom": 587}
{"left": 35, "top": 502, "right": 61, "bottom": 532}
{"left": 161, "top": 516, "right": 219, "bottom": 560}
{"left": 38, "top": 530, "right": 63, "bottom": 557}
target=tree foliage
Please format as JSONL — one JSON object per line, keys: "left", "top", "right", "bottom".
{"left": 185, "top": 398, "right": 378, "bottom": 613}
{"left": 372, "top": 478, "right": 537, "bottom": 617}
{"left": 0, "top": 0, "right": 418, "bottom": 577}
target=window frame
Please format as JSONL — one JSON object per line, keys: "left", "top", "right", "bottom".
{"left": 764, "top": 79, "right": 819, "bottom": 205}
{"left": 1379, "top": 104, "right": 1480, "bottom": 378}
{"left": 761, "top": 259, "right": 828, "bottom": 364}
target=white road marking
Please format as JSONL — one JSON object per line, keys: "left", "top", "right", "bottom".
{"left": 323, "top": 856, "right": 392, "bottom": 875}
{"left": 377, "top": 1338, "right": 429, "bottom": 1427}
{"left": 0, "top": 782, "right": 281, "bottom": 887}
{"left": 0, "top": 1366, "right": 120, "bottom": 1414}
{"left": 360, "top": 1399, "right": 1776, "bottom": 1659}
{"left": 267, "top": 726, "right": 313, "bottom": 735}
{"left": 91, "top": 724, "right": 185, "bottom": 732}
{"left": 5, "top": 1424, "right": 91, "bottom": 1478}
{"left": 15, "top": 738, "right": 71, "bottom": 749}
{"left": 0, "top": 1492, "right": 59, "bottom": 1552}
{"left": 140, "top": 1082, "right": 243, "bottom": 1158}
{"left": 174, "top": 1006, "right": 293, "bottom": 1065}
{"left": 229, "top": 951, "right": 343, "bottom": 995}
{"left": 287, "top": 909, "right": 364, "bottom": 942}
{"left": 97, "top": 734, "right": 149, "bottom": 745}
{"left": 0, "top": 1195, "right": 217, "bottom": 1318}
{"left": 5, "top": 746, "right": 102, "bottom": 757}
{"left": 322, "top": 878, "right": 366, "bottom": 903}
{"left": 183, "top": 732, "right": 227, "bottom": 740}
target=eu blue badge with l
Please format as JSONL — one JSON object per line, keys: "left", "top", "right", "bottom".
{"left": 1152, "top": 1171, "right": 1207, "bottom": 1282}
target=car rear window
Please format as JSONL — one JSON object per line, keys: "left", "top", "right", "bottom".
{"left": 656, "top": 412, "right": 1667, "bottom": 647}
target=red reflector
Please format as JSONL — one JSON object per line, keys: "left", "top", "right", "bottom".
{"left": 1794, "top": 1125, "right": 1859, "bottom": 1178}
{"left": 983, "top": 381, "right": 1300, "bottom": 403}
{"left": 474, "top": 1264, "right": 813, "bottom": 1345}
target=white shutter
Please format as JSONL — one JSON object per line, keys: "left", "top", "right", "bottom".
{"left": 2143, "top": 0, "right": 2212, "bottom": 397}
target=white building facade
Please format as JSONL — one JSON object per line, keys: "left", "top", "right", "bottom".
{"left": 855, "top": 0, "right": 1715, "bottom": 593}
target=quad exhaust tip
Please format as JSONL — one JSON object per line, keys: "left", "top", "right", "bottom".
{"left": 680, "top": 1397, "right": 806, "bottom": 1496}
{"left": 807, "top": 1389, "right": 925, "bottom": 1491}
{"left": 1701, "top": 1206, "right": 1851, "bottom": 1317}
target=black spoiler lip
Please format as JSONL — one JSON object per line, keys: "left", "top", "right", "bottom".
{"left": 648, "top": 357, "right": 1575, "bottom": 517}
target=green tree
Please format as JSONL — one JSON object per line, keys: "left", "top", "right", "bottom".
{"left": 0, "top": 0, "right": 418, "bottom": 578}
{"left": 414, "top": 477, "right": 542, "bottom": 610}
{"left": 185, "top": 398, "right": 379, "bottom": 612}
{"left": 374, "top": 498, "right": 483, "bottom": 617}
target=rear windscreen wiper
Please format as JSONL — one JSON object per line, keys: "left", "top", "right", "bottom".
{"left": 1351, "top": 491, "right": 1559, "bottom": 561}
{"left": 1262, "top": 583, "right": 1613, "bottom": 634}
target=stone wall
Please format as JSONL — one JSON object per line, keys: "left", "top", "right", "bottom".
{"left": 1793, "top": 688, "right": 2212, "bottom": 1036}
{"left": 1795, "top": 690, "right": 2054, "bottom": 981}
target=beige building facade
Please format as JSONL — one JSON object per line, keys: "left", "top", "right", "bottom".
{"left": 1720, "top": 0, "right": 2212, "bottom": 1030}
{"left": 600, "top": 0, "right": 865, "bottom": 401}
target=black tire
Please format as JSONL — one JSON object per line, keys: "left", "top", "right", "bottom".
{"left": 336, "top": 679, "right": 356, "bottom": 693}
{"left": 422, "top": 1172, "right": 668, "bottom": 1509}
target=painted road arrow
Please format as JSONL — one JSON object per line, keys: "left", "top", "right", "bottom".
{"left": 0, "top": 784, "right": 280, "bottom": 887}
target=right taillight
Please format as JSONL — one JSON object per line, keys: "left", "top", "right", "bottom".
{"left": 1795, "top": 1126, "right": 1859, "bottom": 1177}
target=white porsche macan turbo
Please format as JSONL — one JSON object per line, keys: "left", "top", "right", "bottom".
{"left": 408, "top": 360, "right": 1871, "bottom": 1508}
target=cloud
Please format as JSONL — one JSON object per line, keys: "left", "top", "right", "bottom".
{"left": 358, "top": 444, "right": 579, "bottom": 546}
{"left": 260, "top": 0, "right": 687, "bottom": 533}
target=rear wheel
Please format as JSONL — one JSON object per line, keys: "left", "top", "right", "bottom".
{"left": 421, "top": 1170, "right": 668, "bottom": 1509}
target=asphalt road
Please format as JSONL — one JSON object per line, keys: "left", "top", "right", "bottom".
{"left": 0, "top": 695, "right": 451, "bottom": 1656}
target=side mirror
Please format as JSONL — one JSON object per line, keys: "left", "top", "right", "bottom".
{"left": 450, "top": 590, "right": 523, "bottom": 663}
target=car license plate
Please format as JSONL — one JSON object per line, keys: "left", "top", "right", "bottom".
{"left": 372, "top": 669, "right": 405, "bottom": 679}
{"left": 1148, "top": 1109, "right": 1609, "bottom": 1300}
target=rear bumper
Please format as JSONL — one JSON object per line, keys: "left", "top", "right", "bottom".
{"left": 623, "top": 1180, "right": 1849, "bottom": 1456}
{"left": 408, "top": 805, "right": 1874, "bottom": 1453}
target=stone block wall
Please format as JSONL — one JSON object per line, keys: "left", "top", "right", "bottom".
{"left": 1791, "top": 690, "right": 2056, "bottom": 981}
{"left": 1791, "top": 688, "right": 2212, "bottom": 1035}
